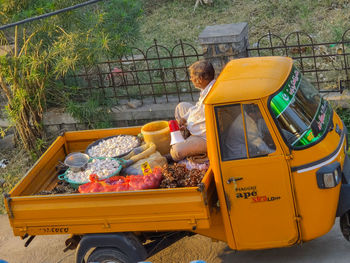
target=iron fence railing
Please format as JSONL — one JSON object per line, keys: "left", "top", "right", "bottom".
{"left": 62, "top": 39, "right": 205, "bottom": 105}
{"left": 62, "top": 29, "right": 350, "bottom": 106}
{"left": 247, "top": 30, "right": 350, "bottom": 93}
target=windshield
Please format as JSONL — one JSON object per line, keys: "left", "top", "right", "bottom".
{"left": 270, "top": 66, "right": 332, "bottom": 149}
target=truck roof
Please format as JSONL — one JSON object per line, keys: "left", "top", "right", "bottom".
{"left": 204, "top": 56, "right": 293, "bottom": 105}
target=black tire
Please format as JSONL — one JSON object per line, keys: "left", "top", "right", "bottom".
{"left": 340, "top": 213, "right": 350, "bottom": 241}
{"left": 87, "top": 247, "right": 130, "bottom": 263}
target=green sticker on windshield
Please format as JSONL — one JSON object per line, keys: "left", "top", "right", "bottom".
{"left": 269, "top": 65, "right": 331, "bottom": 149}
{"left": 270, "top": 67, "right": 301, "bottom": 117}
{"left": 293, "top": 99, "right": 331, "bottom": 147}
{"left": 315, "top": 99, "right": 330, "bottom": 133}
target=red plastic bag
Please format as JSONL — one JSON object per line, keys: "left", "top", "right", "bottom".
{"left": 78, "top": 174, "right": 108, "bottom": 193}
{"left": 78, "top": 167, "right": 162, "bottom": 193}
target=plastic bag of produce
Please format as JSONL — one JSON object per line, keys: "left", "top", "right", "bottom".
{"left": 77, "top": 174, "right": 119, "bottom": 193}
{"left": 123, "top": 151, "right": 167, "bottom": 175}
{"left": 178, "top": 158, "right": 209, "bottom": 171}
{"left": 78, "top": 168, "right": 163, "bottom": 193}
{"left": 123, "top": 142, "right": 156, "bottom": 161}
{"left": 159, "top": 163, "right": 206, "bottom": 188}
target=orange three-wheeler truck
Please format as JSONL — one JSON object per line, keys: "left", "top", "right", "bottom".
{"left": 4, "top": 56, "right": 350, "bottom": 263}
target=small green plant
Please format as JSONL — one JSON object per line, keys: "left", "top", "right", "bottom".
{"left": 66, "top": 92, "right": 113, "bottom": 129}
{"left": 0, "top": 27, "right": 49, "bottom": 156}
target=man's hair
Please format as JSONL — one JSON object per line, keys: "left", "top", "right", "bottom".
{"left": 189, "top": 60, "right": 215, "bottom": 81}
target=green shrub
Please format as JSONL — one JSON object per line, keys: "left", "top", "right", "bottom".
{"left": 0, "top": 0, "right": 143, "bottom": 157}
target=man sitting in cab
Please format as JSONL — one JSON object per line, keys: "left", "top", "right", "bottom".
{"left": 223, "top": 104, "right": 276, "bottom": 159}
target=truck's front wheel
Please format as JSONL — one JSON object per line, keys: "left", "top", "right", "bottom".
{"left": 340, "top": 211, "right": 350, "bottom": 241}
{"left": 87, "top": 247, "right": 129, "bottom": 263}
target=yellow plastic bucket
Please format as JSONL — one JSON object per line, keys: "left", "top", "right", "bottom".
{"left": 141, "top": 121, "right": 171, "bottom": 155}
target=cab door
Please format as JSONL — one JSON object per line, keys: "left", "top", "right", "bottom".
{"left": 214, "top": 102, "right": 299, "bottom": 250}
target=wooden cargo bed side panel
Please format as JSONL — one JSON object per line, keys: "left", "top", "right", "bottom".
{"left": 64, "top": 127, "right": 141, "bottom": 153}
{"left": 10, "top": 136, "right": 67, "bottom": 197}
{"left": 10, "top": 188, "right": 211, "bottom": 236}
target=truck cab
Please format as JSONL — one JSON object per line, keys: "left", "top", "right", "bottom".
{"left": 204, "top": 56, "right": 349, "bottom": 250}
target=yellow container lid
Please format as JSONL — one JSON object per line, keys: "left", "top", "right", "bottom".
{"left": 141, "top": 121, "right": 169, "bottom": 134}
{"left": 141, "top": 121, "right": 171, "bottom": 155}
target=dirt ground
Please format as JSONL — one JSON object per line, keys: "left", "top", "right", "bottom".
{"left": 2, "top": 214, "right": 350, "bottom": 263}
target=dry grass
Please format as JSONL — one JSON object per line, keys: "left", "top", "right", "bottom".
{"left": 0, "top": 148, "right": 33, "bottom": 214}
{"left": 137, "top": 0, "right": 350, "bottom": 49}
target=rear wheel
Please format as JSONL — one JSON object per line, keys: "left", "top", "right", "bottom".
{"left": 87, "top": 247, "right": 130, "bottom": 263}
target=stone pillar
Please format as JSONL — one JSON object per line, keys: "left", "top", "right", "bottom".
{"left": 199, "top": 22, "right": 249, "bottom": 74}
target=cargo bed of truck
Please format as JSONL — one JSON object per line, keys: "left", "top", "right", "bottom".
{"left": 5, "top": 127, "right": 216, "bottom": 237}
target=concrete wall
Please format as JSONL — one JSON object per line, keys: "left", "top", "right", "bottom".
{"left": 41, "top": 102, "right": 179, "bottom": 135}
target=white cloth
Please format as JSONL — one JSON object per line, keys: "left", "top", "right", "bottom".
{"left": 224, "top": 113, "right": 273, "bottom": 158}
{"left": 175, "top": 80, "right": 215, "bottom": 140}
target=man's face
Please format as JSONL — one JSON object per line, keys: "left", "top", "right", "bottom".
{"left": 190, "top": 73, "right": 207, "bottom": 90}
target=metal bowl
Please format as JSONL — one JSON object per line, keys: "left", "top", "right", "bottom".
{"left": 85, "top": 135, "right": 141, "bottom": 158}
{"left": 58, "top": 157, "right": 124, "bottom": 189}
{"left": 64, "top": 152, "right": 90, "bottom": 172}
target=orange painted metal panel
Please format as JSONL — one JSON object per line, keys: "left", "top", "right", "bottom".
{"left": 204, "top": 104, "right": 238, "bottom": 250}
{"left": 194, "top": 209, "right": 227, "bottom": 242}
{"left": 9, "top": 187, "right": 211, "bottom": 236}
{"left": 205, "top": 57, "right": 292, "bottom": 105}
{"left": 289, "top": 114, "right": 345, "bottom": 167}
{"left": 290, "top": 113, "right": 346, "bottom": 241}
{"left": 208, "top": 100, "right": 299, "bottom": 250}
